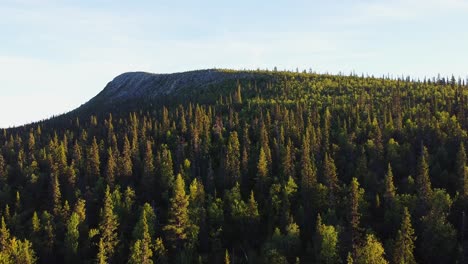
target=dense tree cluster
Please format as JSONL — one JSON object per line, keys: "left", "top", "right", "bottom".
{"left": 0, "top": 69, "right": 467, "bottom": 263}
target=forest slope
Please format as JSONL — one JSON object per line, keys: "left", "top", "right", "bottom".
{"left": 0, "top": 69, "right": 467, "bottom": 264}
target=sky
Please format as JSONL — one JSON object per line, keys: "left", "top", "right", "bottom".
{"left": 1, "top": 0, "right": 467, "bottom": 128}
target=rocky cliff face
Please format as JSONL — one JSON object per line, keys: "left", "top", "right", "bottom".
{"left": 88, "top": 69, "right": 258, "bottom": 105}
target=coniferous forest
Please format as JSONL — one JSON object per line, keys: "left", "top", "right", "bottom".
{"left": 0, "top": 69, "right": 467, "bottom": 263}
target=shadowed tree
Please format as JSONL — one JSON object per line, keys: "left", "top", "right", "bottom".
{"left": 393, "top": 207, "right": 416, "bottom": 264}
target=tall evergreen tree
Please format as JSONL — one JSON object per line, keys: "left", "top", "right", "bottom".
{"left": 349, "top": 178, "right": 361, "bottom": 260}
{"left": 384, "top": 163, "right": 396, "bottom": 205}
{"left": 98, "top": 186, "right": 119, "bottom": 262}
{"left": 159, "top": 144, "right": 175, "bottom": 201}
{"left": 282, "top": 139, "right": 295, "bottom": 180}
{"left": 164, "top": 174, "right": 192, "bottom": 250}
{"left": 141, "top": 141, "right": 155, "bottom": 200}
{"left": 120, "top": 136, "right": 133, "bottom": 178}
{"left": 457, "top": 142, "right": 468, "bottom": 198}
{"left": 393, "top": 207, "right": 416, "bottom": 264}
{"left": 87, "top": 137, "right": 101, "bottom": 180}
{"left": 355, "top": 234, "right": 388, "bottom": 264}
{"left": 50, "top": 173, "right": 62, "bottom": 217}
{"left": 64, "top": 212, "right": 80, "bottom": 263}
{"left": 416, "top": 145, "right": 432, "bottom": 205}
{"left": 257, "top": 146, "right": 269, "bottom": 196}
{"left": 105, "top": 147, "right": 117, "bottom": 188}
{"left": 129, "top": 205, "right": 153, "bottom": 264}
{"left": 315, "top": 214, "right": 339, "bottom": 264}
{"left": 323, "top": 153, "right": 339, "bottom": 208}
{"left": 225, "top": 131, "right": 241, "bottom": 188}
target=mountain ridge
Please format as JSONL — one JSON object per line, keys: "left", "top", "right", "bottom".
{"left": 86, "top": 69, "right": 262, "bottom": 107}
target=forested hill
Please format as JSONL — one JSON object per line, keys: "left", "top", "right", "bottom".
{"left": 0, "top": 69, "right": 467, "bottom": 264}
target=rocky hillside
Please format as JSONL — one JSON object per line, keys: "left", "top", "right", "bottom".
{"left": 86, "top": 69, "right": 260, "bottom": 106}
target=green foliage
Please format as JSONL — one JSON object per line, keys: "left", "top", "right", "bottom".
{"left": 163, "top": 174, "right": 194, "bottom": 250}
{"left": 225, "top": 131, "right": 241, "bottom": 187}
{"left": 393, "top": 207, "right": 416, "bottom": 264}
{"left": 128, "top": 206, "right": 153, "bottom": 264}
{"left": 64, "top": 212, "right": 81, "bottom": 262}
{"left": 98, "top": 186, "right": 119, "bottom": 262}
{"left": 315, "top": 215, "right": 339, "bottom": 264}
{"left": 416, "top": 146, "right": 432, "bottom": 205}
{"left": 0, "top": 70, "right": 467, "bottom": 263}
{"left": 0, "top": 217, "right": 37, "bottom": 264}
{"left": 355, "top": 234, "right": 388, "bottom": 264}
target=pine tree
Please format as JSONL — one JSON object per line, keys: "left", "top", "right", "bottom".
{"left": 120, "top": 135, "right": 133, "bottom": 178}
{"left": 41, "top": 211, "right": 55, "bottom": 257}
{"left": 457, "top": 142, "right": 468, "bottom": 198}
{"left": 384, "top": 163, "right": 396, "bottom": 205}
{"left": 355, "top": 234, "right": 388, "bottom": 264}
{"left": 225, "top": 131, "right": 241, "bottom": 187}
{"left": 64, "top": 212, "right": 80, "bottom": 263}
{"left": 300, "top": 131, "right": 318, "bottom": 238}
{"left": 282, "top": 138, "right": 295, "bottom": 180}
{"left": 393, "top": 207, "right": 416, "bottom": 264}
{"left": 0, "top": 154, "right": 6, "bottom": 185}
{"left": 31, "top": 212, "right": 40, "bottom": 233}
{"left": 323, "top": 153, "right": 339, "bottom": 207}
{"left": 188, "top": 178, "right": 204, "bottom": 248}
{"left": 132, "top": 204, "right": 156, "bottom": 240}
{"left": 154, "top": 237, "right": 167, "bottom": 263}
{"left": 129, "top": 205, "right": 153, "bottom": 264}
{"left": 159, "top": 144, "right": 175, "bottom": 201}
{"left": 141, "top": 141, "right": 155, "bottom": 200}
{"left": 257, "top": 146, "right": 269, "bottom": 196}
{"left": 87, "top": 137, "right": 101, "bottom": 180}
{"left": 315, "top": 214, "right": 339, "bottom": 264}
{"left": 235, "top": 81, "right": 242, "bottom": 104}
{"left": 416, "top": 145, "right": 432, "bottom": 205}
{"left": 349, "top": 178, "right": 361, "bottom": 260}
{"left": 50, "top": 173, "right": 62, "bottom": 217}
{"left": 225, "top": 249, "right": 231, "bottom": 264}
{"left": 0, "top": 217, "right": 10, "bottom": 251}
{"left": 164, "top": 174, "right": 192, "bottom": 250}
{"left": 98, "top": 186, "right": 119, "bottom": 262}
{"left": 105, "top": 147, "right": 116, "bottom": 188}
{"left": 97, "top": 239, "right": 107, "bottom": 264}
{"left": 246, "top": 191, "right": 260, "bottom": 220}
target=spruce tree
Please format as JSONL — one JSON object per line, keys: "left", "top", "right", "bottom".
{"left": 105, "top": 147, "right": 116, "bottom": 188}
{"left": 457, "top": 142, "right": 468, "bottom": 198}
{"left": 323, "top": 153, "right": 339, "bottom": 207}
{"left": 282, "top": 138, "right": 295, "bottom": 180}
{"left": 129, "top": 206, "right": 153, "bottom": 264}
{"left": 416, "top": 145, "right": 432, "bottom": 205}
{"left": 355, "top": 234, "right": 388, "bottom": 264}
{"left": 257, "top": 146, "right": 269, "bottom": 196}
{"left": 87, "top": 137, "right": 101, "bottom": 180}
{"left": 141, "top": 141, "right": 155, "bottom": 200}
{"left": 159, "top": 144, "right": 175, "bottom": 202}
{"left": 50, "top": 173, "right": 62, "bottom": 217}
{"left": 393, "top": 207, "right": 416, "bottom": 264}
{"left": 120, "top": 135, "right": 133, "bottom": 178}
{"left": 349, "top": 178, "right": 361, "bottom": 260}
{"left": 164, "top": 174, "right": 192, "bottom": 250}
{"left": 315, "top": 214, "right": 339, "bottom": 264}
{"left": 384, "top": 163, "right": 396, "bottom": 205}
{"left": 98, "top": 186, "right": 119, "bottom": 262}
{"left": 225, "top": 131, "right": 241, "bottom": 188}
{"left": 64, "top": 212, "right": 80, "bottom": 263}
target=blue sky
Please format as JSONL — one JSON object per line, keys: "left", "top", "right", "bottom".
{"left": 1, "top": 0, "right": 467, "bottom": 128}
